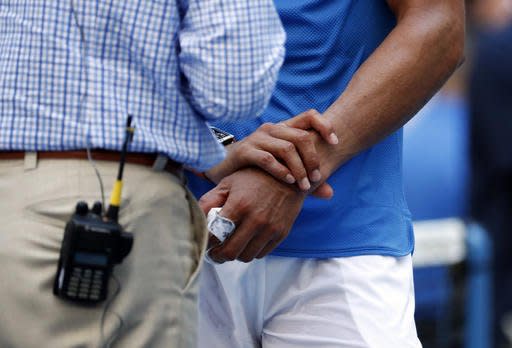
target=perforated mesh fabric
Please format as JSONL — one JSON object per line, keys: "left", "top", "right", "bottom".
{"left": 188, "top": 0, "right": 414, "bottom": 257}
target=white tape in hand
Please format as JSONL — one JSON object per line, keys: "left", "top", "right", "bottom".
{"left": 207, "top": 207, "right": 235, "bottom": 243}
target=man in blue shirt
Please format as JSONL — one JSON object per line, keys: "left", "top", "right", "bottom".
{"left": 188, "top": 0, "right": 465, "bottom": 346}
{"left": 0, "top": 1, "right": 284, "bottom": 346}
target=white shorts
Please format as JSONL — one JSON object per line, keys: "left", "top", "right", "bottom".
{"left": 198, "top": 254, "right": 422, "bottom": 348}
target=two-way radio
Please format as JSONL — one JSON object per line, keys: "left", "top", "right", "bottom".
{"left": 53, "top": 117, "right": 135, "bottom": 304}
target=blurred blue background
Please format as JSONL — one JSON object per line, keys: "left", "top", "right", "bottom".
{"left": 403, "top": 1, "right": 512, "bottom": 347}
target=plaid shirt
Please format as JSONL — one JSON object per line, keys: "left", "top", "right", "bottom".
{"left": 0, "top": 0, "right": 285, "bottom": 170}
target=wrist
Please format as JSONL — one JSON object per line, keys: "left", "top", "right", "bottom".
{"left": 202, "top": 168, "right": 219, "bottom": 184}
{"left": 203, "top": 144, "right": 238, "bottom": 184}
{"left": 188, "top": 169, "right": 215, "bottom": 184}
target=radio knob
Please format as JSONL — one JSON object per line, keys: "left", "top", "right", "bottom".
{"left": 91, "top": 201, "right": 103, "bottom": 216}
{"left": 75, "top": 201, "right": 89, "bottom": 216}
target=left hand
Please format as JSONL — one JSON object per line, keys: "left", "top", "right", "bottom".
{"left": 199, "top": 167, "right": 306, "bottom": 263}
{"left": 205, "top": 109, "right": 338, "bottom": 192}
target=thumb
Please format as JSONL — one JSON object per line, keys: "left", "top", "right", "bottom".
{"left": 311, "top": 182, "right": 334, "bottom": 199}
{"left": 198, "top": 187, "right": 229, "bottom": 214}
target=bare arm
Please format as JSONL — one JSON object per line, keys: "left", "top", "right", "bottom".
{"left": 305, "top": 0, "right": 465, "bottom": 178}
{"left": 201, "top": 0, "right": 466, "bottom": 263}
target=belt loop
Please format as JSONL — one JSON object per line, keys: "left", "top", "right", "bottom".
{"left": 152, "top": 154, "right": 168, "bottom": 172}
{"left": 24, "top": 151, "right": 38, "bottom": 171}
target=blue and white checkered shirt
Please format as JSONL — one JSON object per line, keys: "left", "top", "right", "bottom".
{"left": 0, "top": 0, "right": 285, "bottom": 170}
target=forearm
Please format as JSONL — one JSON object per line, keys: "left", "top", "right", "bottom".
{"left": 316, "top": 0, "right": 465, "bottom": 177}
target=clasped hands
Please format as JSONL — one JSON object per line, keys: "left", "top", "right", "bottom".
{"left": 200, "top": 110, "right": 338, "bottom": 263}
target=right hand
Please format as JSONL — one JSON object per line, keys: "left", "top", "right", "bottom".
{"left": 206, "top": 109, "right": 339, "bottom": 193}
{"left": 200, "top": 168, "right": 307, "bottom": 263}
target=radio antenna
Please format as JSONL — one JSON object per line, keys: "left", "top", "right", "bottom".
{"left": 106, "top": 115, "right": 135, "bottom": 222}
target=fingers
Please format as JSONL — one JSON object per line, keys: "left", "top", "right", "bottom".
{"left": 204, "top": 168, "right": 305, "bottom": 264}
{"left": 236, "top": 231, "right": 275, "bottom": 262}
{"left": 255, "top": 123, "right": 319, "bottom": 189}
{"left": 208, "top": 218, "right": 253, "bottom": 263}
{"left": 228, "top": 110, "right": 339, "bottom": 191}
{"left": 206, "top": 197, "right": 249, "bottom": 263}
{"left": 207, "top": 200, "right": 284, "bottom": 263}
{"left": 283, "top": 109, "right": 339, "bottom": 145}
{"left": 205, "top": 182, "right": 332, "bottom": 264}
{"left": 245, "top": 149, "right": 297, "bottom": 185}
{"left": 198, "top": 188, "right": 228, "bottom": 215}
{"left": 208, "top": 219, "right": 283, "bottom": 264}
{"left": 207, "top": 233, "right": 221, "bottom": 250}
{"left": 255, "top": 238, "right": 282, "bottom": 259}
{"left": 264, "top": 124, "right": 320, "bottom": 188}
{"left": 237, "top": 129, "right": 310, "bottom": 190}
{"left": 310, "top": 182, "right": 334, "bottom": 199}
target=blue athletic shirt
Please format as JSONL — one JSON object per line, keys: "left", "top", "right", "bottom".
{"left": 187, "top": 0, "right": 414, "bottom": 258}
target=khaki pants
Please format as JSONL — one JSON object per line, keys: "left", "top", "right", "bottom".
{"left": 0, "top": 157, "right": 207, "bottom": 348}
